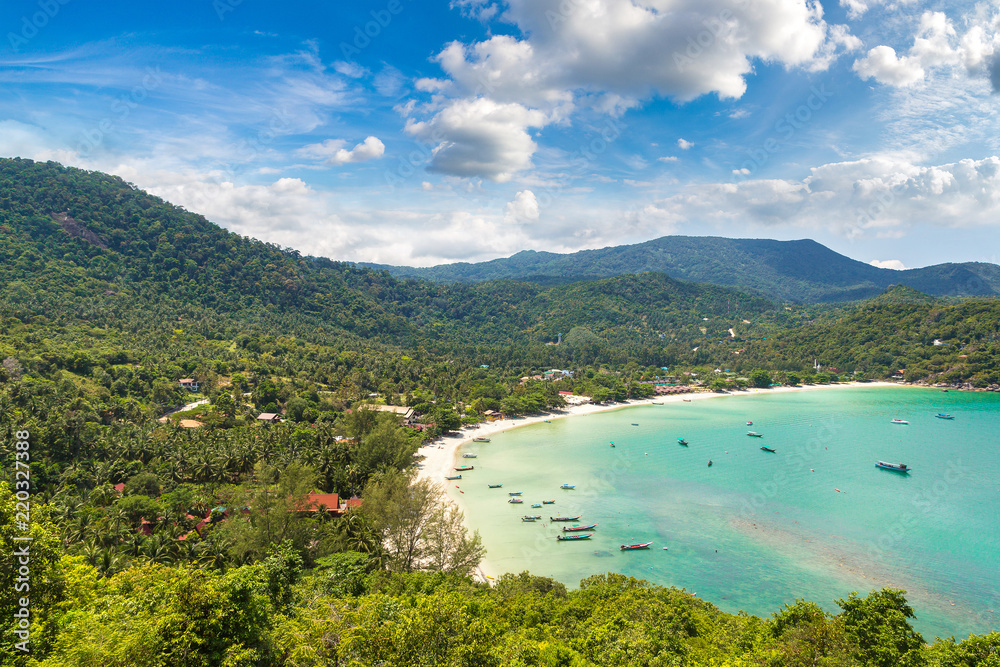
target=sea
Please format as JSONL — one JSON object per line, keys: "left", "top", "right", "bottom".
{"left": 448, "top": 386, "right": 1000, "bottom": 640}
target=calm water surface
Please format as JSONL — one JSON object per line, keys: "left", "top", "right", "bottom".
{"left": 448, "top": 386, "right": 1000, "bottom": 639}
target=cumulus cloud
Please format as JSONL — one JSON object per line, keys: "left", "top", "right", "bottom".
{"left": 504, "top": 190, "right": 540, "bottom": 225}
{"left": 869, "top": 259, "right": 907, "bottom": 269}
{"left": 677, "top": 138, "right": 694, "bottom": 150}
{"left": 408, "top": 0, "right": 858, "bottom": 180}
{"left": 405, "top": 98, "right": 547, "bottom": 182}
{"left": 854, "top": 45, "right": 925, "bottom": 87}
{"left": 296, "top": 136, "right": 385, "bottom": 165}
{"left": 853, "top": 10, "right": 1000, "bottom": 89}
{"left": 641, "top": 154, "right": 1000, "bottom": 237}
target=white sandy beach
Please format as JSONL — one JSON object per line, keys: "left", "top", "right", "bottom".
{"left": 413, "top": 380, "right": 900, "bottom": 583}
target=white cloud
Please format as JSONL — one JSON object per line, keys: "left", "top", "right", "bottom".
{"left": 408, "top": 0, "right": 859, "bottom": 180}
{"left": 296, "top": 136, "right": 385, "bottom": 165}
{"left": 405, "top": 98, "right": 547, "bottom": 182}
{"left": 658, "top": 156, "right": 679, "bottom": 163}
{"left": 854, "top": 45, "right": 925, "bottom": 87}
{"left": 642, "top": 154, "right": 1000, "bottom": 237}
{"left": 852, "top": 10, "right": 1000, "bottom": 90}
{"left": 677, "top": 138, "right": 694, "bottom": 150}
{"left": 333, "top": 61, "right": 368, "bottom": 78}
{"left": 839, "top": 0, "right": 918, "bottom": 21}
{"left": 869, "top": 259, "right": 907, "bottom": 270}
{"left": 504, "top": 189, "right": 540, "bottom": 224}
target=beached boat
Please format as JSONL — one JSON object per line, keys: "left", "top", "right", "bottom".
{"left": 473, "top": 437, "right": 491, "bottom": 442}
{"left": 760, "top": 446, "right": 776, "bottom": 453}
{"left": 508, "top": 497, "right": 524, "bottom": 504}
{"left": 562, "top": 523, "right": 597, "bottom": 532}
{"left": 508, "top": 491, "right": 522, "bottom": 496}
{"left": 488, "top": 484, "right": 503, "bottom": 488}
{"left": 890, "top": 418, "right": 909, "bottom": 425}
{"left": 746, "top": 432, "right": 763, "bottom": 437}
{"left": 462, "top": 453, "right": 477, "bottom": 458}
{"left": 682, "top": 399, "right": 691, "bottom": 402}
{"left": 620, "top": 542, "right": 652, "bottom": 550}
{"left": 935, "top": 413, "right": 954, "bottom": 420}
{"left": 454, "top": 465, "right": 474, "bottom": 471}
{"left": 551, "top": 516, "right": 582, "bottom": 522}
{"left": 677, "top": 438, "right": 689, "bottom": 446}
{"left": 557, "top": 533, "right": 593, "bottom": 541}
{"left": 544, "top": 420, "right": 551, "bottom": 423}
{"left": 542, "top": 500, "right": 555, "bottom": 504}
{"left": 560, "top": 483, "right": 576, "bottom": 489}
{"left": 445, "top": 475, "right": 462, "bottom": 480}
{"left": 876, "top": 461, "right": 911, "bottom": 473}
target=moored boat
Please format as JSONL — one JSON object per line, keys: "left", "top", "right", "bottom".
{"left": 876, "top": 461, "right": 911, "bottom": 473}
{"left": 521, "top": 516, "right": 537, "bottom": 522}
{"left": 760, "top": 446, "right": 776, "bottom": 453}
{"left": 454, "top": 465, "right": 474, "bottom": 471}
{"left": 508, "top": 491, "right": 522, "bottom": 495}
{"left": 462, "top": 453, "right": 477, "bottom": 458}
{"left": 488, "top": 484, "right": 503, "bottom": 488}
{"left": 557, "top": 533, "right": 592, "bottom": 541}
{"left": 890, "top": 418, "right": 909, "bottom": 425}
{"left": 473, "top": 437, "right": 491, "bottom": 442}
{"left": 746, "top": 420, "right": 753, "bottom": 426}
{"left": 508, "top": 497, "right": 524, "bottom": 504}
{"left": 531, "top": 503, "right": 542, "bottom": 508}
{"left": 707, "top": 460, "right": 713, "bottom": 467}
{"left": 560, "top": 483, "right": 576, "bottom": 489}
{"left": 935, "top": 413, "right": 954, "bottom": 420}
{"left": 677, "top": 438, "right": 689, "bottom": 446}
{"left": 445, "top": 475, "right": 462, "bottom": 480}
{"left": 746, "top": 431, "right": 763, "bottom": 437}
{"left": 551, "top": 515, "right": 582, "bottom": 521}
{"left": 523, "top": 514, "right": 541, "bottom": 519}
{"left": 542, "top": 500, "right": 555, "bottom": 504}
{"left": 620, "top": 541, "right": 652, "bottom": 550}
{"left": 562, "top": 523, "right": 597, "bottom": 532}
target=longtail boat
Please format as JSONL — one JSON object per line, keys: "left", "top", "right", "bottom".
{"left": 562, "top": 523, "right": 597, "bottom": 532}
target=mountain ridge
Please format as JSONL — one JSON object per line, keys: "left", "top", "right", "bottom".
{"left": 360, "top": 236, "right": 1000, "bottom": 303}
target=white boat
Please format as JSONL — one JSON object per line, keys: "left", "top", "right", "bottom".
{"left": 462, "top": 453, "right": 477, "bottom": 458}
{"left": 890, "top": 418, "right": 909, "bottom": 425}
{"left": 473, "top": 437, "right": 491, "bottom": 442}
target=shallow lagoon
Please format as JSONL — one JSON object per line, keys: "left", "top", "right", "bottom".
{"left": 450, "top": 386, "right": 1000, "bottom": 639}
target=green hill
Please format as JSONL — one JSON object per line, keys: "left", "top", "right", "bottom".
{"left": 362, "top": 236, "right": 1000, "bottom": 303}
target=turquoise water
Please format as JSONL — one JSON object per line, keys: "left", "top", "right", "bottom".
{"left": 448, "top": 387, "right": 1000, "bottom": 639}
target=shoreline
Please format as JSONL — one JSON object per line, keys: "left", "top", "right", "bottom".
{"left": 413, "top": 380, "right": 901, "bottom": 583}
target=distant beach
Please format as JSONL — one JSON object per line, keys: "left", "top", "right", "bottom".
{"left": 414, "top": 381, "right": 899, "bottom": 583}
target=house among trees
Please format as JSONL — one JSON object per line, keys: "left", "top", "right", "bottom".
{"left": 291, "top": 492, "right": 364, "bottom": 516}
{"left": 256, "top": 412, "right": 282, "bottom": 423}
{"left": 178, "top": 378, "right": 199, "bottom": 391}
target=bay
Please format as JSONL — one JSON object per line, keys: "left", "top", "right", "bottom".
{"left": 449, "top": 386, "right": 1000, "bottom": 639}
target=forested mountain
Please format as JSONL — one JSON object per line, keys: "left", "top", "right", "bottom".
{"left": 0, "top": 158, "right": 786, "bottom": 362}
{"left": 362, "top": 235, "right": 1000, "bottom": 303}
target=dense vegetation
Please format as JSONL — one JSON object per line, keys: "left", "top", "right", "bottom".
{"left": 2, "top": 157, "right": 999, "bottom": 664}
{"left": 362, "top": 236, "right": 1000, "bottom": 303}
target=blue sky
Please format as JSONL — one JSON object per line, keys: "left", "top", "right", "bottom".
{"left": 2, "top": 0, "right": 999, "bottom": 269}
